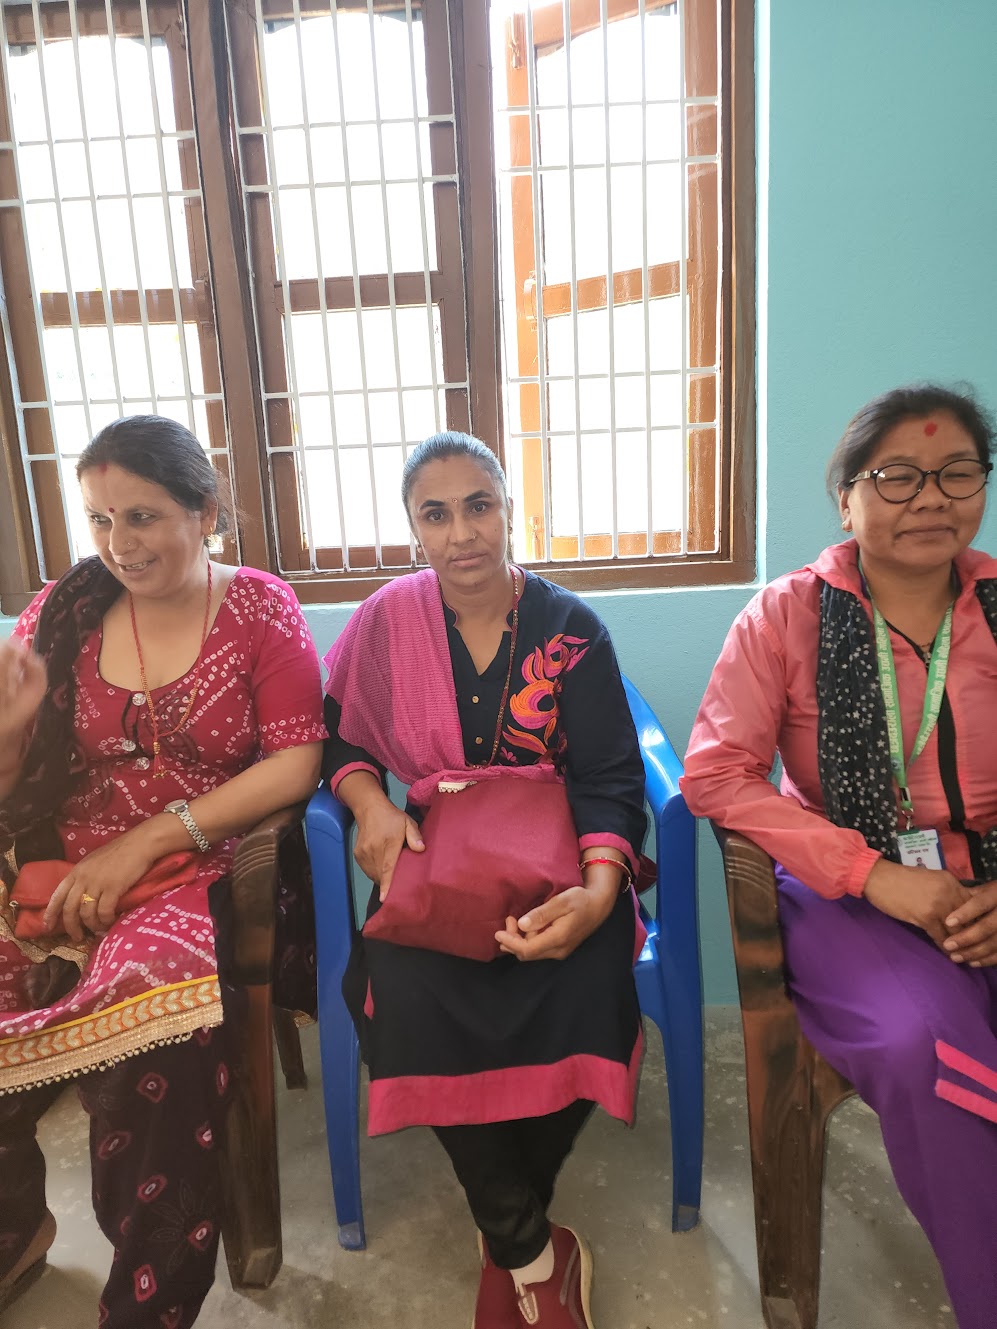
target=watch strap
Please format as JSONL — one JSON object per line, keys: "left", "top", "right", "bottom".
{"left": 167, "top": 802, "right": 211, "bottom": 854}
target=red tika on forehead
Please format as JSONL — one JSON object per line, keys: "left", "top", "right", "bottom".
{"left": 924, "top": 420, "right": 938, "bottom": 436}
{"left": 98, "top": 461, "right": 109, "bottom": 473}
{"left": 107, "top": 507, "right": 116, "bottom": 513}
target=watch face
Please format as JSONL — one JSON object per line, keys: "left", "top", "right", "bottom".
{"left": 165, "top": 801, "right": 185, "bottom": 813}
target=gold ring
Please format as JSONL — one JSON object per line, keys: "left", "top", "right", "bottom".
{"left": 81, "top": 893, "right": 96, "bottom": 905}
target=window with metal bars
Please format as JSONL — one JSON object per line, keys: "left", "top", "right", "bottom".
{"left": 0, "top": 0, "right": 753, "bottom": 613}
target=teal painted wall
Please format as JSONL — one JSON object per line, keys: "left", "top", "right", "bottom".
{"left": 4, "top": 1, "right": 997, "bottom": 1002}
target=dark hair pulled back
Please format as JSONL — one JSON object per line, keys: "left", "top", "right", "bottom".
{"left": 76, "top": 415, "right": 233, "bottom": 534}
{"left": 827, "top": 383, "right": 996, "bottom": 498}
{"left": 401, "top": 430, "right": 508, "bottom": 515}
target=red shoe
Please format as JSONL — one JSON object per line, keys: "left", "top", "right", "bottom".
{"left": 473, "top": 1232, "right": 519, "bottom": 1328}
{"left": 0, "top": 1209, "right": 56, "bottom": 1315}
{"left": 515, "top": 1225, "right": 594, "bottom": 1328}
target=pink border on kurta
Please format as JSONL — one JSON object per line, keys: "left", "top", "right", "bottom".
{"left": 367, "top": 1031, "right": 643, "bottom": 1136}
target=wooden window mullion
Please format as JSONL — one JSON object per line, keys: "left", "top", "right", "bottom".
{"left": 505, "top": 13, "right": 545, "bottom": 560}
{"left": 164, "top": 12, "right": 236, "bottom": 558}
{"left": 720, "top": 0, "right": 755, "bottom": 573}
{"left": 0, "top": 299, "right": 40, "bottom": 615}
{"left": 423, "top": 0, "right": 470, "bottom": 435}
{"left": 685, "top": 0, "right": 719, "bottom": 554}
{"left": 185, "top": 0, "right": 278, "bottom": 573}
{"left": 445, "top": 0, "right": 500, "bottom": 448}
{"left": 0, "top": 45, "right": 70, "bottom": 590}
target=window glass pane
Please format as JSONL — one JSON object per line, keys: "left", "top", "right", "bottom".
{"left": 262, "top": 11, "right": 436, "bottom": 281}
{"left": 61, "top": 201, "right": 100, "bottom": 290}
{"left": 547, "top": 425, "right": 683, "bottom": 544}
{"left": 286, "top": 306, "right": 442, "bottom": 399}
{"left": 302, "top": 451, "right": 343, "bottom": 546}
{"left": 366, "top": 389, "right": 404, "bottom": 446}
{"left": 535, "top": 11, "right": 680, "bottom": 108}
{"left": 16, "top": 144, "right": 53, "bottom": 201}
{"left": 8, "top": 37, "right": 173, "bottom": 142}
{"left": 59, "top": 456, "right": 94, "bottom": 559}
{"left": 4, "top": 26, "right": 228, "bottom": 588}
{"left": 373, "top": 444, "right": 410, "bottom": 544}
{"left": 90, "top": 140, "right": 127, "bottom": 196}
{"left": 94, "top": 199, "right": 138, "bottom": 287}
{"left": 146, "top": 324, "right": 204, "bottom": 399}
{"left": 43, "top": 328, "right": 83, "bottom": 404}
{"left": 402, "top": 386, "right": 443, "bottom": 440}
{"left": 332, "top": 392, "right": 367, "bottom": 446}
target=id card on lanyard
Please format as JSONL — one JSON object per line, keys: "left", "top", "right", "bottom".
{"left": 870, "top": 587, "right": 952, "bottom": 870}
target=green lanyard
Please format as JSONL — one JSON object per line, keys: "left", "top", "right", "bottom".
{"left": 870, "top": 595, "right": 953, "bottom": 830}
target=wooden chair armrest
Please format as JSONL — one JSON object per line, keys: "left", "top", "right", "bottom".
{"left": 711, "top": 823, "right": 794, "bottom": 1014}
{"left": 230, "top": 802, "right": 309, "bottom": 986}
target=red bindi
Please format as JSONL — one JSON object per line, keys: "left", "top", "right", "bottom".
{"left": 98, "top": 462, "right": 109, "bottom": 474}
{"left": 107, "top": 506, "right": 115, "bottom": 514}
{"left": 924, "top": 420, "right": 938, "bottom": 436}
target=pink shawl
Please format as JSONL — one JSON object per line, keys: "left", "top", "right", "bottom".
{"left": 323, "top": 569, "right": 556, "bottom": 807}
{"left": 323, "top": 570, "right": 465, "bottom": 786}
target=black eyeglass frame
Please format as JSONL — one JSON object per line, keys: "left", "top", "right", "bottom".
{"left": 846, "top": 460, "right": 994, "bottom": 504}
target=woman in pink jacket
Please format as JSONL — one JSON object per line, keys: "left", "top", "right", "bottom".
{"left": 682, "top": 384, "right": 997, "bottom": 1329}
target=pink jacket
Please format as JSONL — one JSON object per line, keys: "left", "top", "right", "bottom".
{"left": 681, "top": 540, "right": 997, "bottom": 898}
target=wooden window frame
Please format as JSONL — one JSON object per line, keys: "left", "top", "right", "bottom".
{"left": 0, "top": 0, "right": 751, "bottom": 612}
{"left": 229, "top": 0, "right": 473, "bottom": 580}
{"left": 502, "top": 0, "right": 755, "bottom": 592}
{"left": 0, "top": 0, "right": 238, "bottom": 613}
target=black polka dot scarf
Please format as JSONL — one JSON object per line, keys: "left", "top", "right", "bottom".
{"left": 816, "top": 576, "right": 997, "bottom": 877}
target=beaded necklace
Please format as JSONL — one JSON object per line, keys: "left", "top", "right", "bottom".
{"left": 129, "top": 559, "right": 213, "bottom": 778}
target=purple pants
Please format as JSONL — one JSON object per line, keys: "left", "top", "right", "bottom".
{"left": 0, "top": 1025, "right": 233, "bottom": 1328}
{"left": 777, "top": 867, "right": 997, "bottom": 1329}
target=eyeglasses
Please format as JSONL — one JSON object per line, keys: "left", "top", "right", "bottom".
{"left": 847, "top": 459, "right": 993, "bottom": 503}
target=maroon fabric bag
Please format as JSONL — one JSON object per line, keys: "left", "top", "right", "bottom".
{"left": 363, "top": 767, "right": 583, "bottom": 962}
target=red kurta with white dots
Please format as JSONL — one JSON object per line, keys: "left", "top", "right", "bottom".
{"left": 0, "top": 567, "right": 325, "bottom": 1094}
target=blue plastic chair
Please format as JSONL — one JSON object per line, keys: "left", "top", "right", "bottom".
{"left": 306, "top": 676, "right": 703, "bottom": 1250}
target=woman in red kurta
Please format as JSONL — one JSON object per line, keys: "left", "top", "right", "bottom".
{"left": 0, "top": 416, "right": 324, "bottom": 1327}
{"left": 682, "top": 384, "right": 997, "bottom": 1329}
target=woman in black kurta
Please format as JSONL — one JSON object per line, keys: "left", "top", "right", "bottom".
{"left": 322, "top": 433, "right": 646, "bottom": 1329}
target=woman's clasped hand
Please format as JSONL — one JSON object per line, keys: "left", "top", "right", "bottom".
{"left": 863, "top": 854, "right": 997, "bottom": 966}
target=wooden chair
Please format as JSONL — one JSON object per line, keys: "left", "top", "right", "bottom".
{"left": 713, "top": 826, "right": 855, "bottom": 1329}
{"left": 220, "top": 803, "right": 310, "bottom": 1290}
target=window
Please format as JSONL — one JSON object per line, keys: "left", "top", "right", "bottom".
{"left": 0, "top": 0, "right": 753, "bottom": 612}
{"left": 0, "top": 0, "right": 233, "bottom": 610}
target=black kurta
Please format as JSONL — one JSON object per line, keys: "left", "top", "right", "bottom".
{"left": 324, "top": 571, "right": 647, "bottom": 1134}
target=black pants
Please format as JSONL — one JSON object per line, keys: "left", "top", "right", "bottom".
{"left": 433, "top": 1099, "right": 594, "bottom": 1268}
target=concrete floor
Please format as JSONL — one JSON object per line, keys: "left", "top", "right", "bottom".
{"left": 8, "top": 1009, "right": 950, "bottom": 1328}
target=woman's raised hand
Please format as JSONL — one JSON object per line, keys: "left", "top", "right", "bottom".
{"left": 864, "top": 857, "right": 974, "bottom": 950}
{"left": 0, "top": 638, "right": 47, "bottom": 754}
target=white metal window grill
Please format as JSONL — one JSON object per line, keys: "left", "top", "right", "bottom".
{"left": 0, "top": 0, "right": 230, "bottom": 577}
{"left": 492, "top": 0, "right": 723, "bottom": 565}
{"left": 227, "top": 0, "right": 471, "bottom": 577}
